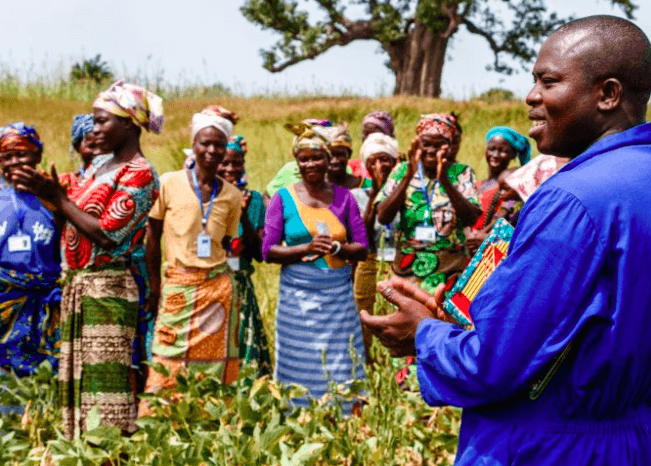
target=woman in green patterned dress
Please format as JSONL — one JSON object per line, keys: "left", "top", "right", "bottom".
{"left": 376, "top": 113, "right": 481, "bottom": 296}
{"left": 216, "top": 135, "right": 271, "bottom": 376}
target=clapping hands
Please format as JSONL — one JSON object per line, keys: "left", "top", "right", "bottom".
{"left": 360, "top": 276, "right": 458, "bottom": 357}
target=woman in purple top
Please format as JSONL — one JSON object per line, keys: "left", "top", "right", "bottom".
{"left": 262, "top": 123, "right": 368, "bottom": 411}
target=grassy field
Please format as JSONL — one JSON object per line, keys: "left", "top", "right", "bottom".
{"left": 1, "top": 93, "right": 537, "bottom": 465}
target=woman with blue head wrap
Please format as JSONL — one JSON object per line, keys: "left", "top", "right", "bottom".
{"left": 467, "top": 126, "right": 532, "bottom": 249}
{"left": 61, "top": 114, "right": 101, "bottom": 190}
{"left": 485, "top": 126, "right": 531, "bottom": 168}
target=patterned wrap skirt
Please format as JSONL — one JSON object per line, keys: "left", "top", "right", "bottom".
{"left": 144, "top": 264, "right": 239, "bottom": 402}
{"left": 274, "top": 264, "right": 366, "bottom": 412}
{"left": 233, "top": 269, "right": 271, "bottom": 377}
{"left": 59, "top": 266, "right": 139, "bottom": 440}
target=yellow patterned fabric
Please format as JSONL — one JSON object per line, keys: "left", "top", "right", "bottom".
{"left": 93, "top": 80, "right": 164, "bottom": 134}
{"left": 142, "top": 264, "right": 239, "bottom": 415}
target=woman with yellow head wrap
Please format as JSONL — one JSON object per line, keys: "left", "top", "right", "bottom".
{"left": 262, "top": 122, "right": 369, "bottom": 412}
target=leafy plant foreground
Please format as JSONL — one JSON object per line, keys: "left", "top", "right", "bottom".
{"left": 1, "top": 349, "right": 460, "bottom": 465}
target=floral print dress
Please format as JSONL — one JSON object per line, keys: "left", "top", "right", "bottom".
{"left": 375, "top": 161, "right": 479, "bottom": 294}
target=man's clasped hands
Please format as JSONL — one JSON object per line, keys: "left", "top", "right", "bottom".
{"left": 360, "top": 276, "right": 459, "bottom": 358}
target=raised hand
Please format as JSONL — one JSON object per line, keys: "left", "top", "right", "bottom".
{"left": 406, "top": 137, "right": 421, "bottom": 178}
{"left": 436, "top": 146, "right": 452, "bottom": 184}
{"left": 11, "top": 163, "right": 61, "bottom": 200}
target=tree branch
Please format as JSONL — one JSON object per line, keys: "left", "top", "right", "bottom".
{"left": 440, "top": 4, "right": 463, "bottom": 39}
{"left": 463, "top": 18, "right": 505, "bottom": 54}
{"left": 267, "top": 20, "right": 377, "bottom": 72}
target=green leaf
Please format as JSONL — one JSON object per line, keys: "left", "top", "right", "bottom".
{"left": 86, "top": 404, "right": 102, "bottom": 430}
{"left": 290, "top": 442, "right": 324, "bottom": 465}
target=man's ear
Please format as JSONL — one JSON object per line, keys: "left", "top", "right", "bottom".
{"left": 597, "top": 78, "right": 623, "bottom": 112}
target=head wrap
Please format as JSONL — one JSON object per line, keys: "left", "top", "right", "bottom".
{"left": 227, "top": 134, "right": 247, "bottom": 156}
{"left": 362, "top": 111, "right": 395, "bottom": 137}
{"left": 93, "top": 79, "right": 164, "bottom": 134}
{"left": 360, "top": 133, "right": 399, "bottom": 165}
{"left": 226, "top": 135, "right": 249, "bottom": 188}
{"left": 416, "top": 113, "right": 459, "bottom": 142}
{"left": 70, "top": 114, "right": 95, "bottom": 146}
{"left": 284, "top": 122, "right": 331, "bottom": 156}
{"left": 303, "top": 118, "right": 333, "bottom": 128}
{"left": 0, "top": 122, "right": 43, "bottom": 153}
{"left": 325, "top": 122, "right": 353, "bottom": 151}
{"left": 486, "top": 126, "right": 532, "bottom": 166}
{"left": 201, "top": 105, "right": 239, "bottom": 125}
{"left": 191, "top": 112, "right": 233, "bottom": 141}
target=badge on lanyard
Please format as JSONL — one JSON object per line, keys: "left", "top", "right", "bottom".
{"left": 8, "top": 233, "right": 31, "bottom": 252}
{"left": 7, "top": 188, "right": 31, "bottom": 253}
{"left": 191, "top": 166, "right": 218, "bottom": 259}
{"left": 414, "top": 226, "right": 437, "bottom": 242}
{"left": 414, "top": 162, "right": 438, "bottom": 243}
{"left": 197, "top": 231, "right": 212, "bottom": 258}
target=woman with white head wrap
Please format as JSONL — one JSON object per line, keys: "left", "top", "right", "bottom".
{"left": 142, "top": 107, "right": 243, "bottom": 412}
{"left": 351, "top": 133, "right": 400, "bottom": 362}
{"left": 184, "top": 108, "right": 235, "bottom": 168}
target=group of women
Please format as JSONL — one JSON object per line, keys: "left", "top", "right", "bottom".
{"left": 0, "top": 80, "right": 548, "bottom": 435}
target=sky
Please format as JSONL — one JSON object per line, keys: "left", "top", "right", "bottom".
{"left": 1, "top": 0, "right": 650, "bottom": 99}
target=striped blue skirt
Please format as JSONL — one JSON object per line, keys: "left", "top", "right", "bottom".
{"left": 274, "top": 264, "right": 366, "bottom": 411}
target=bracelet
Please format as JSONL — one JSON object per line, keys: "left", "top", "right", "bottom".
{"left": 331, "top": 240, "right": 342, "bottom": 256}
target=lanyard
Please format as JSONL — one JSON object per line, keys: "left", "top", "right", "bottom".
{"left": 190, "top": 166, "right": 218, "bottom": 229}
{"left": 417, "top": 162, "right": 434, "bottom": 226}
{"left": 9, "top": 187, "right": 26, "bottom": 231}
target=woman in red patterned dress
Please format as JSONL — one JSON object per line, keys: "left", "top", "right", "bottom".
{"left": 15, "top": 80, "right": 163, "bottom": 439}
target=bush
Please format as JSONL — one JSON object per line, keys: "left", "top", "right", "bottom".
{"left": 2, "top": 347, "right": 460, "bottom": 465}
{"left": 70, "top": 55, "right": 114, "bottom": 85}
{"left": 476, "top": 88, "right": 516, "bottom": 104}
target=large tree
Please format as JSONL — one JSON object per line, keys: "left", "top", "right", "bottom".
{"left": 241, "top": 0, "right": 637, "bottom": 97}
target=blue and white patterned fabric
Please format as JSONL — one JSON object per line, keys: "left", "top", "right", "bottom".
{"left": 0, "top": 184, "right": 61, "bottom": 378}
{"left": 274, "top": 263, "right": 365, "bottom": 412}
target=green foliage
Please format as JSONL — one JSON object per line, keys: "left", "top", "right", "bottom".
{"left": 241, "top": 0, "right": 639, "bottom": 91}
{"left": 2, "top": 353, "right": 461, "bottom": 465}
{"left": 69, "top": 54, "right": 114, "bottom": 85}
{"left": 476, "top": 87, "right": 517, "bottom": 104}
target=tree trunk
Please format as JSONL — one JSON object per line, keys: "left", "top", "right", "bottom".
{"left": 385, "top": 22, "right": 451, "bottom": 98}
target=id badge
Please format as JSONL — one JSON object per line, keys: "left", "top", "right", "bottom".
{"left": 379, "top": 247, "right": 396, "bottom": 262}
{"left": 8, "top": 234, "right": 31, "bottom": 253}
{"left": 196, "top": 233, "right": 212, "bottom": 258}
{"left": 414, "top": 226, "right": 437, "bottom": 243}
{"left": 227, "top": 256, "right": 241, "bottom": 271}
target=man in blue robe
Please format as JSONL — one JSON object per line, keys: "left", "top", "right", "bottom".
{"left": 361, "top": 16, "right": 651, "bottom": 465}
